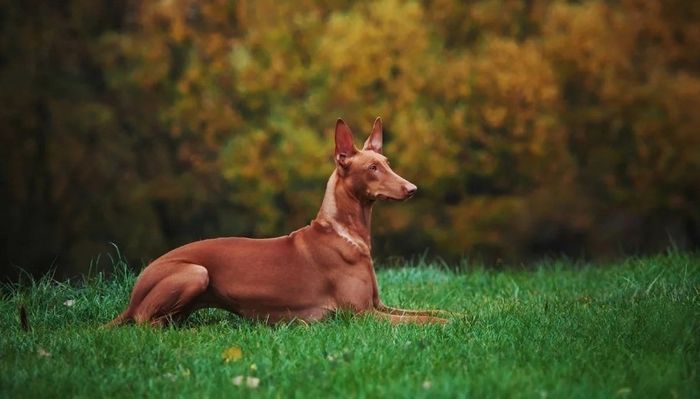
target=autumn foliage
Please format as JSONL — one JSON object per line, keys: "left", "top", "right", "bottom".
{"left": 2, "top": 0, "right": 699, "bottom": 277}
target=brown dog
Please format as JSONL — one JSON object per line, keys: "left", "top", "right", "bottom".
{"left": 109, "top": 118, "right": 448, "bottom": 326}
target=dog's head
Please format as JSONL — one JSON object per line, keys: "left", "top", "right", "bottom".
{"left": 334, "top": 117, "right": 417, "bottom": 203}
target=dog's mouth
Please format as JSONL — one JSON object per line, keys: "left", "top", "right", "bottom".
{"left": 375, "top": 193, "right": 412, "bottom": 202}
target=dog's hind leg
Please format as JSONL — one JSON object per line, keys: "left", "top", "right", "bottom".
{"left": 128, "top": 263, "right": 210, "bottom": 326}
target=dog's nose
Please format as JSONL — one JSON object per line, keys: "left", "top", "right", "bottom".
{"left": 405, "top": 184, "right": 417, "bottom": 196}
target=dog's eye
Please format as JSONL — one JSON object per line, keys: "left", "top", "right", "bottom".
{"left": 369, "top": 164, "right": 378, "bottom": 171}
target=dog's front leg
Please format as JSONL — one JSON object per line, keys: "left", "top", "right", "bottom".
{"left": 374, "top": 302, "right": 456, "bottom": 318}
{"left": 370, "top": 309, "right": 448, "bottom": 325}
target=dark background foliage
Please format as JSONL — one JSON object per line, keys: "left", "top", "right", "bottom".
{"left": 2, "top": 0, "right": 699, "bottom": 279}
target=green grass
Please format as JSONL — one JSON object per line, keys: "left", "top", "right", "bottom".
{"left": 1, "top": 252, "right": 699, "bottom": 398}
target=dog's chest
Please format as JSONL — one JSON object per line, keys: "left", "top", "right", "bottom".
{"left": 328, "top": 260, "right": 376, "bottom": 311}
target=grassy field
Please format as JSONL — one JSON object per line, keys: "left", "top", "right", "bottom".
{"left": 1, "top": 251, "right": 698, "bottom": 398}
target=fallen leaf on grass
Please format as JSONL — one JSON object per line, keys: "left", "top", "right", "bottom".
{"left": 222, "top": 346, "right": 243, "bottom": 363}
{"left": 232, "top": 375, "right": 260, "bottom": 388}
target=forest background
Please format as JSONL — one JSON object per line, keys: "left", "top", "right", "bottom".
{"left": 2, "top": 0, "right": 699, "bottom": 279}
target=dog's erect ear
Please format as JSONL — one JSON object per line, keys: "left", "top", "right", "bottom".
{"left": 335, "top": 118, "right": 357, "bottom": 168}
{"left": 362, "top": 117, "right": 383, "bottom": 154}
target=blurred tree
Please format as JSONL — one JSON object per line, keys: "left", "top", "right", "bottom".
{"left": 1, "top": 0, "right": 698, "bottom": 278}
{"left": 541, "top": 0, "right": 700, "bottom": 254}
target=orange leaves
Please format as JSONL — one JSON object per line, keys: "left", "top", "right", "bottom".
{"left": 481, "top": 106, "right": 508, "bottom": 129}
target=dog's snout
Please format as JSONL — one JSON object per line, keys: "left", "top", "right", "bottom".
{"left": 404, "top": 183, "right": 418, "bottom": 196}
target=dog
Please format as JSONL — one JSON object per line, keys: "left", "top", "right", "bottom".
{"left": 109, "top": 118, "right": 448, "bottom": 326}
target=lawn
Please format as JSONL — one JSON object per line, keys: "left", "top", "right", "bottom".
{"left": 1, "top": 251, "right": 698, "bottom": 398}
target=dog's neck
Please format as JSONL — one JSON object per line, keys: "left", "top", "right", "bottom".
{"left": 315, "top": 170, "right": 372, "bottom": 255}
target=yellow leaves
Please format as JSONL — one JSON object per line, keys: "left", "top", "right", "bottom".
{"left": 542, "top": 1, "right": 634, "bottom": 88}
{"left": 474, "top": 38, "right": 559, "bottom": 109}
{"left": 318, "top": 0, "right": 430, "bottom": 106}
{"left": 233, "top": 3, "right": 323, "bottom": 96}
{"left": 433, "top": 56, "right": 472, "bottom": 101}
{"left": 221, "top": 346, "right": 243, "bottom": 363}
{"left": 391, "top": 109, "right": 459, "bottom": 181}
{"left": 467, "top": 36, "right": 564, "bottom": 172}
